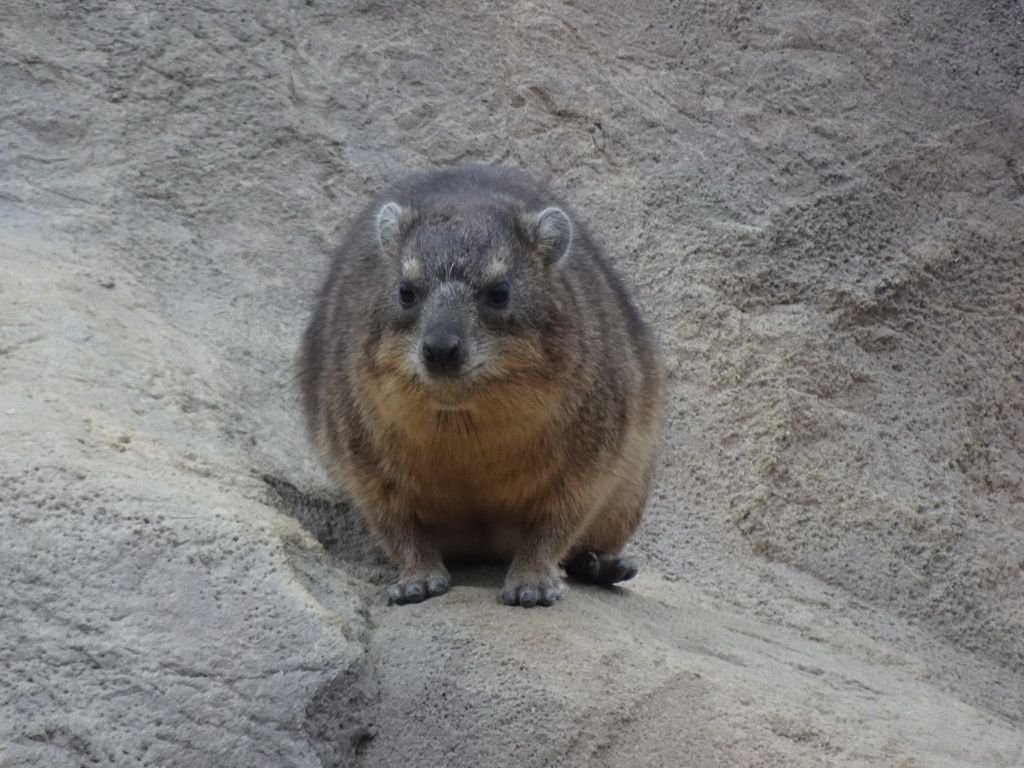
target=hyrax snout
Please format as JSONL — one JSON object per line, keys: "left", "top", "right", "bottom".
{"left": 299, "top": 166, "right": 664, "bottom": 607}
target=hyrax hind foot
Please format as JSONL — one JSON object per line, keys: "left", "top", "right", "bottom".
{"left": 564, "top": 551, "right": 639, "bottom": 586}
{"left": 387, "top": 567, "right": 452, "bottom": 605}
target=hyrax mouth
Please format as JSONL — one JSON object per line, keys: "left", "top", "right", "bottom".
{"left": 417, "top": 355, "right": 487, "bottom": 392}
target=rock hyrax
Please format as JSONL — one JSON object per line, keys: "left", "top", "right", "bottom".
{"left": 299, "top": 166, "right": 664, "bottom": 607}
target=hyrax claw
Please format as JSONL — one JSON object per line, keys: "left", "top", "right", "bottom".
{"left": 501, "top": 579, "right": 565, "bottom": 608}
{"left": 387, "top": 576, "right": 451, "bottom": 605}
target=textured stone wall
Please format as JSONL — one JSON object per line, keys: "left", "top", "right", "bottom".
{"left": 2, "top": 1, "right": 1022, "bottom": 765}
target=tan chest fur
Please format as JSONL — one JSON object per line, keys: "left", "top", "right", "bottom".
{"left": 358, "top": 367, "right": 571, "bottom": 524}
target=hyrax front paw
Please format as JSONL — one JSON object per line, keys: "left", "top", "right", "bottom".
{"left": 387, "top": 568, "right": 451, "bottom": 605}
{"left": 500, "top": 570, "right": 565, "bottom": 608}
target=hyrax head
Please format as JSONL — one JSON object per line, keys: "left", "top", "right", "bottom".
{"left": 371, "top": 196, "right": 573, "bottom": 401}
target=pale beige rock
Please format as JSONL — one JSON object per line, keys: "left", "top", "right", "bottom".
{"left": 1, "top": 1, "right": 1022, "bottom": 766}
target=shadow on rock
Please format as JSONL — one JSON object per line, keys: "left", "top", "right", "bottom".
{"left": 263, "top": 475, "right": 393, "bottom": 584}
{"left": 304, "top": 665, "right": 379, "bottom": 768}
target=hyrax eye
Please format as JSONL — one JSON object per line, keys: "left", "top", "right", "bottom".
{"left": 485, "top": 281, "right": 511, "bottom": 308}
{"left": 398, "top": 281, "right": 417, "bottom": 308}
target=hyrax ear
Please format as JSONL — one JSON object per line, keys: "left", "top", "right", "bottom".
{"left": 376, "top": 201, "right": 409, "bottom": 259}
{"left": 527, "top": 207, "right": 573, "bottom": 266}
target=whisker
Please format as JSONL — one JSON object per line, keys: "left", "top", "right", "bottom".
{"left": 464, "top": 410, "right": 487, "bottom": 459}
{"left": 430, "top": 409, "right": 445, "bottom": 456}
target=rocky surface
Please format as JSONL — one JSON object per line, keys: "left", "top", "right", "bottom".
{"left": 2, "top": 1, "right": 1022, "bottom": 765}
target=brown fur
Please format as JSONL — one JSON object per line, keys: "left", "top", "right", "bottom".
{"left": 298, "top": 166, "right": 664, "bottom": 607}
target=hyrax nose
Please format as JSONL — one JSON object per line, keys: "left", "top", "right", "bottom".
{"left": 422, "top": 330, "right": 464, "bottom": 374}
